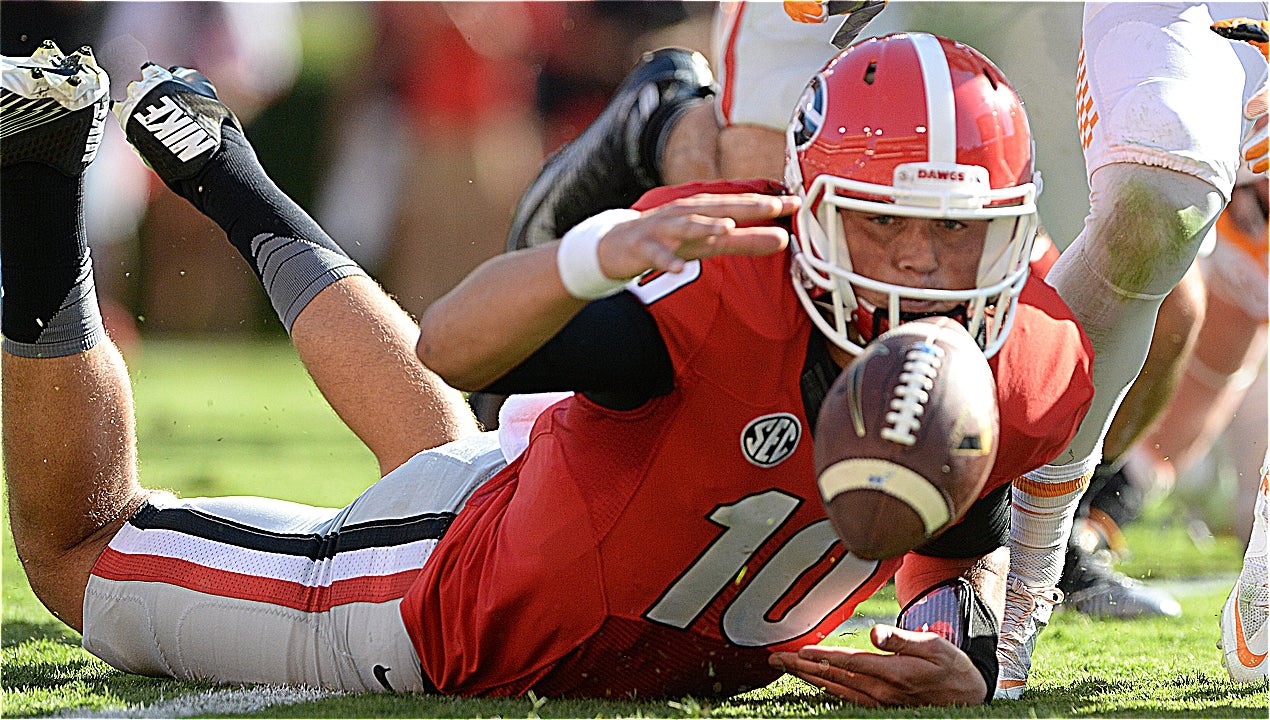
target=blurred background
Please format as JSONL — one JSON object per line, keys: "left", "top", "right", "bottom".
{"left": 0, "top": 0, "right": 1090, "bottom": 341}
{"left": 1, "top": 1, "right": 713, "bottom": 340}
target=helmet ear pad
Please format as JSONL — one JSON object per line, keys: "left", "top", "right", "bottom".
{"left": 785, "top": 32, "right": 1040, "bottom": 358}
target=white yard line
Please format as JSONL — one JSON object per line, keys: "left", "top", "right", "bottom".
{"left": 1156, "top": 573, "right": 1240, "bottom": 597}
{"left": 55, "top": 685, "right": 341, "bottom": 718}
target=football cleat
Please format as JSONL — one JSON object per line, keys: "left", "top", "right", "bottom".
{"left": 113, "top": 63, "right": 241, "bottom": 183}
{"left": 994, "top": 574, "right": 1063, "bottom": 700}
{"left": 1, "top": 40, "right": 109, "bottom": 175}
{"left": 505, "top": 47, "right": 715, "bottom": 251}
{"left": 1059, "top": 544, "right": 1182, "bottom": 619}
{"left": 1219, "top": 467, "right": 1269, "bottom": 683}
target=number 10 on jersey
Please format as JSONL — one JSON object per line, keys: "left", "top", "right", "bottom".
{"left": 644, "top": 489, "right": 882, "bottom": 647}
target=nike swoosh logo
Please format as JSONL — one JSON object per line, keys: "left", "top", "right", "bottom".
{"left": 1234, "top": 594, "right": 1267, "bottom": 668}
{"left": 373, "top": 664, "right": 396, "bottom": 692}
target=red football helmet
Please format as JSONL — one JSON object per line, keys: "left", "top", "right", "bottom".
{"left": 785, "top": 32, "right": 1040, "bottom": 357}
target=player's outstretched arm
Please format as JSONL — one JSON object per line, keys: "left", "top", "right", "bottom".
{"left": 418, "top": 193, "right": 795, "bottom": 391}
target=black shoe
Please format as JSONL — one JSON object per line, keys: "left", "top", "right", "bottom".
{"left": 1, "top": 40, "right": 109, "bottom": 175}
{"left": 826, "top": 0, "right": 890, "bottom": 48}
{"left": 113, "top": 63, "right": 241, "bottom": 183}
{"left": 1076, "top": 460, "right": 1148, "bottom": 556}
{"left": 506, "top": 47, "right": 715, "bottom": 251}
{"left": 1059, "top": 544, "right": 1182, "bottom": 618}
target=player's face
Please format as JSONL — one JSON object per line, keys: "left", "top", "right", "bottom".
{"left": 838, "top": 209, "right": 987, "bottom": 313}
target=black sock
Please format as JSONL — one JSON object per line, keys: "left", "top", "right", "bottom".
{"left": 163, "top": 123, "right": 365, "bottom": 331}
{"left": 1078, "top": 461, "right": 1145, "bottom": 529}
{"left": 1, "top": 163, "right": 105, "bottom": 357}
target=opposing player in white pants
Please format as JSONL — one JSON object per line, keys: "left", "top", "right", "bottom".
{"left": 704, "top": 0, "right": 882, "bottom": 182}
{"left": 996, "top": 2, "right": 1270, "bottom": 698}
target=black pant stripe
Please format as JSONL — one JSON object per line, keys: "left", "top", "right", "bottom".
{"left": 127, "top": 503, "right": 456, "bottom": 560}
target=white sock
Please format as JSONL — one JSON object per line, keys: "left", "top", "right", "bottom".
{"left": 1247, "top": 452, "right": 1269, "bottom": 566}
{"left": 1010, "top": 462, "right": 1094, "bottom": 589}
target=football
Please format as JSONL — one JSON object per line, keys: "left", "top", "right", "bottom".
{"left": 814, "top": 317, "right": 999, "bottom": 560}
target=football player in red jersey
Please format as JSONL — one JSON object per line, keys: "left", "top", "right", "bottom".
{"left": 415, "top": 33, "right": 1093, "bottom": 705}
{"left": 4, "top": 35, "right": 1090, "bottom": 707}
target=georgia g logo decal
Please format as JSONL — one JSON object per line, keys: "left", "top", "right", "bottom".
{"left": 741, "top": 413, "right": 802, "bottom": 468}
{"left": 790, "top": 74, "right": 827, "bottom": 149}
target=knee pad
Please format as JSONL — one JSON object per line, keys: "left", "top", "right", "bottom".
{"left": 1082, "top": 163, "right": 1224, "bottom": 298}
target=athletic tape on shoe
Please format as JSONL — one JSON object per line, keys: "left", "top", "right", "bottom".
{"left": 556, "top": 208, "right": 640, "bottom": 300}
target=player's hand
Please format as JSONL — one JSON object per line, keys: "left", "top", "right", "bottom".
{"left": 769, "top": 624, "right": 988, "bottom": 707}
{"left": 784, "top": 1, "right": 832, "bottom": 24}
{"left": 1211, "top": 18, "right": 1268, "bottom": 60}
{"left": 1211, "top": 19, "right": 1268, "bottom": 174}
{"left": 783, "top": 0, "right": 882, "bottom": 24}
{"left": 597, "top": 193, "right": 797, "bottom": 279}
{"left": 1241, "top": 88, "right": 1268, "bottom": 175}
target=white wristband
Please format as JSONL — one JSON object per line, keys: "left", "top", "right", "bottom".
{"left": 556, "top": 208, "right": 641, "bottom": 300}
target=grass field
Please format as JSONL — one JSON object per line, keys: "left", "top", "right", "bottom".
{"left": 3, "top": 339, "right": 1267, "bottom": 717}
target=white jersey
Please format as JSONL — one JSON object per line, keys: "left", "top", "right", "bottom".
{"left": 1079, "top": 2, "right": 1268, "bottom": 199}
{"left": 712, "top": 1, "right": 843, "bottom": 130}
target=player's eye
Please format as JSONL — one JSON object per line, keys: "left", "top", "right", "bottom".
{"left": 869, "top": 215, "right": 898, "bottom": 226}
{"left": 939, "top": 219, "right": 967, "bottom": 231}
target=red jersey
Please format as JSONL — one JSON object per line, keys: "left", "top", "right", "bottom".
{"left": 401, "top": 180, "right": 1093, "bottom": 698}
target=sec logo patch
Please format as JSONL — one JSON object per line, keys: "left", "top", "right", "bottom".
{"left": 741, "top": 413, "right": 802, "bottom": 468}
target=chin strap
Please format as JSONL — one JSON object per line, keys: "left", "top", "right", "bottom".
{"left": 854, "top": 302, "right": 978, "bottom": 346}
{"left": 897, "top": 577, "right": 999, "bottom": 704}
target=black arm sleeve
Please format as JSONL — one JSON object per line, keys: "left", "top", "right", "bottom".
{"left": 913, "top": 482, "right": 1010, "bottom": 559}
{"left": 480, "top": 291, "right": 674, "bottom": 410}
